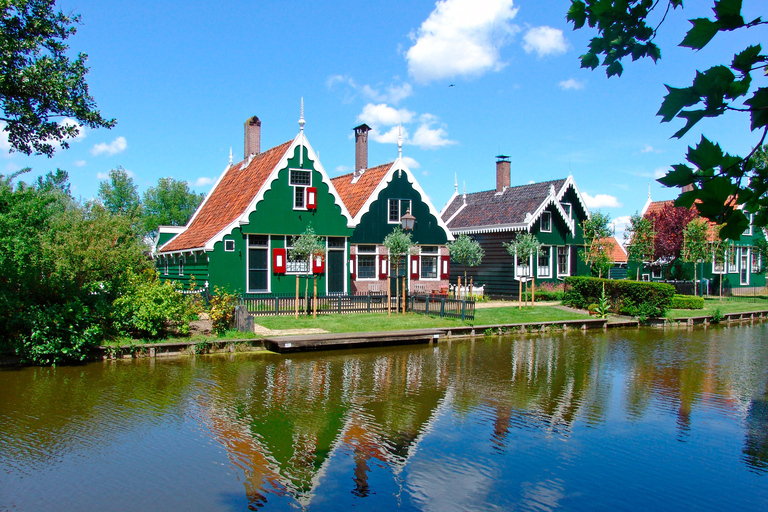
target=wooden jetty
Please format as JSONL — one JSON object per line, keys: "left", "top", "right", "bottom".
{"left": 263, "top": 329, "right": 442, "bottom": 353}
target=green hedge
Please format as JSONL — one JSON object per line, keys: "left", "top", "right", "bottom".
{"left": 671, "top": 294, "right": 705, "bottom": 309}
{"left": 563, "top": 276, "right": 675, "bottom": 318}
{"left": 522, "top": 290, "right": 565, "bottom": 302}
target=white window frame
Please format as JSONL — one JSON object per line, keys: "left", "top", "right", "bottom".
{"left": 556, "top": 246, "right": 570, "bottom": 277}
{"left": 540, "top": 211, "right": 552, "bottom": 233}
{"left": 745, "top": 214, "right": 754, "bottom": 236}
{"left": 355, "top": 245, "right": 378, "bottom": 280}
{"left": 246, "top": 234, "right": 271, "bottom": 293}
{"left": 420, "top": 246, "right": 440, "bottom": 281}
{"left": 752, "top": 248, "right": 761, "bottom": 273}
{"left": 387, "top": 199, "right": 412, "bottom": 224}
{"left": 163, "top": 259, "right": 168, "bottom": 276}
{"left": 651, "top": 267, "right": 662, "bottom": 279}
{"left": 740, "top": 248, "right": 750, "bottom": 285}
{"left": 713, "top": 251, "right": 725, "bottom": 274}
{"left": 514, "top": 252, "right": 534, "bottom": 279}
{"left": 289, "top": 168, "right": 312, "bottom": 211}
{"left": 178, "top": 257, "right": 184, "bottom": 276}
{"left": 224, "top": 239, "right": 235, "bottom": 252}
{"left": 537, "top": 246, "right": 552, "bottom": 278}
{"left": 728, "top": 247, "right": 738, "bottom": 273}
{"left": 562, "top": 202, "right": 573, "bottom": 220}
{"left": 285, "top": 235, "right": 311, "bottom": 274}
{"left": 642, "top": 273, "right": 650, "bottom": 282}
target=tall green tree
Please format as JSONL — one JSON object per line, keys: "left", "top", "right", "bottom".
{"left": 288, "top": 226, "right": 325, "bottom": 318}
{"left": 383, "top": 226, "right": 414, "bottom": 314}
{"left": 142, "top": 177, "right": 204, "bottom": 238}
{"left": 682, "top": 218, "right": 714, "bottom": 295}
{"left": 581, "top": 211, "right": 615, "bottom": 277}
{"left": 0, "top": 0, "right": 115, "bottom": 156}
{"left": 625, "top": 213, "right": 655, "bottom": 280}
{"left": 447, "top": 234, "right": 484, "bottom": 285}
{"left": 504, "top": 232, "right": 542, "bottom": 307}
{"left": 97, "top": 167, "right": 140, "bottom": 217}
{"left": 567, "top": 0, "right": 768, "bottom": 239}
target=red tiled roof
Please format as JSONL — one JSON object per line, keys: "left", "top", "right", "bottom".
{"left": 160, "top": 141, "right": 292, "bottom": 252}
{"left": 642, "top": 199, "right": 721, "bottom": 242}
{"left": 442, "top": 179, "right": 567, "bottom": 229}
{"left": 600, "top": 237, "right": 628, "bottom": 263}
{"left": 643, "top": 200, "right": 675, "bottom": 217}
{"left": 331, "top": 163, "right": 392, "bottom": 218}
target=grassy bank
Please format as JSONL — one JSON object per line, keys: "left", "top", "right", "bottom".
{"left": 666, "top": 298, "right": 768, "bottom": 319}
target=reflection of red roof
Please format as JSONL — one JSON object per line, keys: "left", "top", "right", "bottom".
{"left": 160, "top": 141, "right": 292, "bottom": 252}
{"left": 600, "top": 237, "right": 627, "bottom": 263}
{"left": 331, "top": 163, "right": 392, "bottom": 218}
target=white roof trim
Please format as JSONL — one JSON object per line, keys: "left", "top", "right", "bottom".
{"left": 557, "top": 175, "right": 591, "bottom": 220}
{"left": 351, "top": 158, "right": 455, "bottom": 241}
{"left": 450, "top": 223, "right": 529, "bottom": 235}
{"left": 444, "top": 201, "right": 467, "bottom": 227}
{"left": 440, "top": 190, "right": 459, "bottom": 216}
{"left": 525, "top": 192, "right": 576, "bottom": 235}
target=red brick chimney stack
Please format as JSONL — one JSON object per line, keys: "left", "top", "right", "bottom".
{"left": 244, "top": 116, "right": 261, "bottom": 159}
{"left": 496, "top": 155, "right": 511, "bottom": 192}
{"left": 354, "top": 124, "right": 371, "bottom": 171}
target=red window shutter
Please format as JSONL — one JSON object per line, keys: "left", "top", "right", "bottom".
{"left": 307, "top": 187, "right": 317, "bottom": 209}
{"left": 350, "top": 254, "right": 356, "bottom": 280}
{"left": 379, "top": 255, "right": 388, "bottom": 279}
{"left": 440, "top": 256, "right": 450, "bottom": 279}
{"left": 273, "top": 248, "right": 286, "bottom": 274}
{"left": 410, "top": 255, "right": 419, "bottom": 280}
{"left": 313, "top": 254, "right": 325, "bottom": 274}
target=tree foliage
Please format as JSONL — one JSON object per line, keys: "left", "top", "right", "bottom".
{"left": 625, "top": 213, "right": 656, "bottom": 278}
{"left": 142, "top": 177, "right": 204, "bottom": 238}
{"left": 447, "top": 234, "right": 484, "bottom": 281}
{"left": 383, "top": 225, "right": 415, "bottom": 275}
{"left": 645, "top": 203, "right": 698, "bottom": 260}
{"left": 0, "top": 0, "right": 115, "bottom": 156}
{"left": 581, "top": 211, "right": 614, "bottom": 263}
{"left": 504, "top": 232, "right": 542, "bottom": 277}
{"left": 97, "top": 167, "right": 140, "bottom": 217}
{"left": 568, "top": 0, "right": 768, "bottom": 239}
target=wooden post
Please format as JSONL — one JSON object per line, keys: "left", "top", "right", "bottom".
{"left": 469, "top": 277, "right": 473, "bottom": 298}
{"left": 457, "top": 276, "right": 461, "bottom": 300}
{"left": 402, "top": 276, "right": 407, "bottom": 314}
{"left": 294, "top": 276, "right": 300, "bottom": 319}
{"left": 312, "top": 276, "right": 317, "bottom": 317}
{"left": 518, "top": 279, "right": 522, "bottom": 310}
{"left": 387, "top": 276, "right": 391, "bottom": 316}
{"left": 531, "top": 277, "right": 535, "bottom": 308}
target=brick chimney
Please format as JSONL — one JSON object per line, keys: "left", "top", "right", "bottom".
{"left": 496, "top": 155, "right": 510, "bottom": 192}
{"left": 244, "top": 116, "right": 261, "bottom": 159}
{"left": 354, "top": 124, "right": 371, "bottom": 171}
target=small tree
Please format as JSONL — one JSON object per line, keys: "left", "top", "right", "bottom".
{"left": 582, "top": 212, "right": 614, "bottom": 278}
{"left": 504, "top": 232, "right": 541, "bottom": 308}
{"left": 625, "top": 213, "right": 655, "bottom": 280}
{"left": 682, "top": 218, "right": 713, "bottom": 296}
{"left": 383, "top": 226, "right": 414, "bottom": 315}
{"left": 289, "top": 227, "right": 324, "bottom": 318}
{"left": 447, "top": 234, "right": 484, "bottom": 295}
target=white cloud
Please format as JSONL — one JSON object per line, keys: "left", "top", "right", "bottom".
{"left": 522, "top": 26, "right": 568, "bottom": 57}
{"left": 0, "top": 123, "right": 10, "bottom": 155}
{"left": 370, "top": 125, "right": 405, "bottom": 144}
{"left": 91, "top": 136, "right": 127, "bottom": 156}
{"left": 361, "top": 83, "right": 413, "bottom": 104}
{"left": 358, "top": 103, "right": 415, "bottom": 127}
{"left": 654, "top": 166, "right": 668, "bottom": 179}
{"left": 582, "top": 192, "right": 622, "bottom": 208}
{"left": 335, "top": 165, "right": 353, "bottom": 174}
{"left": 559, "top": 78, "right": 584, "bottom": 90}
{"left": 73, "top": 160, "right": 87, "bottom": 167}
{"left": 410, "top": 123, "right": 456, "bottom": 149}
{"left": 194, "top": 177, "right": 214, "bottom": 187}
{"left": 405, "top": 0, "right": 519, "bottom": 83}
{"left": 641, "top": 144, "right": 654, "bottom": 153}
{"left": 402, "top": 156, "right": 420, "bottom": 169}
{"left": 611, "top": 215, "right": 632, "bottom": 245}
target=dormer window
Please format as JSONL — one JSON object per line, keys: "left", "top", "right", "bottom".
{"left": 562, "top": 202, "right": 572, "bottom": 219}
{"left": 388, "top": 199, "right": 412, "bottom": 224}
{"left": 540, "top": 211, "right": 552, "bottom": 232}
{"left": 290, "top": 169, "right": 312, "bottom": 210}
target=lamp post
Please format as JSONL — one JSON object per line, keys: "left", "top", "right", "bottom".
{"left": 400, "top": 208, "right": 416, "bottom": 231}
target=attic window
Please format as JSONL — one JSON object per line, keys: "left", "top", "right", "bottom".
{"left": 224, "top": 240, "right": 235, "bottom": 252}
{"left": 562, "top": 202, "right": 572, "bottom": 219}
{"left": 290, "top": 169, "right": 312, "bottom": 210}
{"left": 388, "top": 199, "right": 412, "bottom": 224}
{"left": 540, "top": 212, "right": 552, "bottom": 232}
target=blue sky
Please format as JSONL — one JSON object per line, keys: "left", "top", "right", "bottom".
{"left": 3, "top": 0, "right": 766, "bottom": 242}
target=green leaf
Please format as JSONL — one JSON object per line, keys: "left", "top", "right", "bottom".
{"left": 657, "top": 164, "right": 693, "bottom": 188}
{"left": 676, "top": 190, "right": 698, "bottom": 209}
{"left": 566, "top": 1, "right": 587, "bottom": 29}
{"left": 580, "top": 52, "right": 600, "bottom": 69}
{"left": 745, "top": 87, "right": 768, "bottom": 130}
{"left": 731, "top": 45, "right": 763, "bottom": 74}
{"left": 686, "top": 137, "right": 724, "bottom": 170}
{"left": 680, "top": 18, "right": 719, "bottom": 50}
{"left": 719, "top": 209, "right": 750, "bottom": 240}
{"left": 606, "top": 60, "right": 623, "bottom": 77}
{"left": 713, "top": 0, "right": 745, "bottom": 29}
{"left": 657, "top": 85, "right": 701, "bottom": 122}
{"left": 673, "top": 110, "right": 708, "bottom": 139}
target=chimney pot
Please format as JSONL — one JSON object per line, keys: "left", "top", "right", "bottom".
{"left": 495, "top": 155, "right": 510, "bottom": 192}
{"left": 244, "top": 116, "right": 261, "bottom": 159}
{"left": 354, "top": 124, "right": 371, "bottom": 171}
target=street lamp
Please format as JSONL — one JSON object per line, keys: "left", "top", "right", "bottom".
{"left": 400, "top": 208, "right": 416, "bottom": 231}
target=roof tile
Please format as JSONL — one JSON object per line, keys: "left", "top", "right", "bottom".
{"left": 330, "top": 163, "right": 392, "bottom": 217}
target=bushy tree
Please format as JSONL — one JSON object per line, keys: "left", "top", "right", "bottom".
{"left": 504, "top": 232, "right": 542, "bottom": 307}
{"left": 289, "top": 226, "right": 325, "bottom": 318}
{"left": 0, "top": 0, "right": 115, "bottom": 156}
{"left": 142, "top": 177, "right": 204, "bottom": 238}
{"left": 383, "top": 226, "right": 414, "bottom": 314}
{"left": 625, "top": 213, "right": 656, "bottom": 279}
{"left": 568, "top": 0, "right": 768, "bottom": 239}
{"left": 581, "top": 212, "right": 615, "bottom": 277}
{"left": 682, "top": 218, "right": 715, "bottom": 295}
{"left": 98, "top": 167, "right": 140, "bottom": 217}
{"left": 646, "top": 203, "right": 698, "bottom": 261}
{"left": 447, "top": 234, "right": 484, "bottom": 284}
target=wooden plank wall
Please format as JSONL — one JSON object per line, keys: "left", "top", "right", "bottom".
{"left": 450, "top": 232, "right": 519, "bottom": 297}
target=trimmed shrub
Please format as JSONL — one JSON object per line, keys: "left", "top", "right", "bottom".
{"left": 563, "top": 276, "right": 674, "bottom": 318}
{"left": 671, "top": 294, "right": 705, "bottom": 310}
{"left": 523, "top": 290, "right": 565, "bottom": 302}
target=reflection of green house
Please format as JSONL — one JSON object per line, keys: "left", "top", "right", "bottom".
{"left": 632, "top": 196, "right": 765, "bottom": 293}
{"left": 155, "top": 113, "right": 354, "bottom": 295}
{"left": 441, "top": 156, "right": 592, "bottom": 296}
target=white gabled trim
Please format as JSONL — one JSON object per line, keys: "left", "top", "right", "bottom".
{"left": 450, "top": 223, "right": 528, "bottom": 235}
{"left": 557, "top": 175, "right": 591, "bottom": 220}
{"left": 201, "top": 132, "right": 355, "bottom": 251}
{"left": 444, "top": 200, "right": 467, "bottom": 227}
{"left": 525, "top": 192, "right": 575, "bottom": 235}
{"left": 352, "top": 158, "right": 455, "bottom": 241}
{"left": 440, "top": 190, "right": 459, "bottom": 216}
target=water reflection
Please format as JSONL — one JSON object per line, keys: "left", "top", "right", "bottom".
{"left": 1, "top": 325, "right": 767, "bottom": 510}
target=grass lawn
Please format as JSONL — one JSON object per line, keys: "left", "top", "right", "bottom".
{"left": 254, "top": 305, "right": 590, "bottom": 334}
{"left": 666, "top": 297, "right": 768, "bottom": 319}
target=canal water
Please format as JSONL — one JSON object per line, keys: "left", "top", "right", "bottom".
{"left": 1, "top": 324, "right": 767, "bottom": 511}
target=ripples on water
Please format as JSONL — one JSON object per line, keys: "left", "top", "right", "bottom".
{"left": 1, "top": 325, "right": 767, "bottom": 511}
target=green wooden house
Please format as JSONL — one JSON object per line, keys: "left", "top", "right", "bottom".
{"left": 330, "top": 124, "right": 454, "bottom": 295}
{"left": 155, "top": 113, "right": 354, "bottom": 295}
{"left": 440, "top": 156, "right": 591, "bottom": 297}
{"left": 632, "top": 197, "right": 765, "bottom": 293}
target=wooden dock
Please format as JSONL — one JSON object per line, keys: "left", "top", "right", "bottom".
{"left": 263, "top": 329, "right": 442, "bottom": 353}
